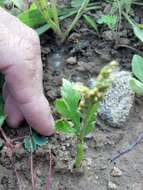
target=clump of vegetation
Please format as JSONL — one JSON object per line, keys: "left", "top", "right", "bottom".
{"left": 55, "top": 61, "right": 117, "bottom": 168}
{"left": 130, "top": 55, "right": 143, "bottom": 95}
{"left": 1, "top": 0, "right": 100, "bottom": 39}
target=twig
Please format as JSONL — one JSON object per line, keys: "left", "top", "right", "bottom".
{"left": 110, "top": 131, "right": 143, "bottom": 162}
{"left": 11, "top": 160, "right": 22, "bottom": 190}
{"left": 116, "top": 44, "right": 143, "bottom": 56}
{"left": 132, "top": 1, "right": 143, "bottom": 6}
{"left": 0, "top": 128, "right": 12, "bottom": 147}
{"left": 29, "top": 127, "right": 36, "bottom": 190}
{"left": 56, "top": 181, "right": 60, "bottom": 190}
{"left": 44, "top": 151, "right": 53, "bottom": 190}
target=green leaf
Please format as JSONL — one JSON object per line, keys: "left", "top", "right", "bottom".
{"left": 71, "top": 0, "right": 83, "bottom": 8}
{"left": 23, "top": 136, "right": 37, "bottom": 152}
{"left": 55, "top": 120, "right": 76, "bottom": 135}
{"left": 61, "top": 79, "right": 81, "bottom": 130}
{"left": 61, "top": 79, "right": 81, "bottom": 110}
{"left": 0, "top": 116, "right": 6, "bottom": 127}
{"left": 130, "top": 21, "right": 143, "bottom": 43}
{"left": 132, "top": 23, "right": 143, "bottom": 43}
{"left": 0, "top": 0, "right": 5, "bottom": 7}
{"left": 18, "top": 7, "right": 45, "bottom": 28}
{"left": 83, "top": 14, "right": 98, "bottom": 32}
{"left": 132, "top": 55, "right": 143, "bottom": 83}
{"left": 36, "top": 23, "right": 50, "bottom": 35}
{"left": 97, "top": 15, "right": 118, "bottom": 30}
{"left": 81, "top": 103, "right": 100, "bottom": 136}
{"left": 55, "top": 98, "right": 80, "bottom": 131}
{"left": 23, "top": 131, "right": 48, "bottom": 152}
{"left": 32, "top": 131, "right": 48, "bottom": 146}
{"left": 55, "top": 99, "right": 70, "bottom": 117}
{"left": 130, "top": 78, "right": 143, "bottom": 95}
{"left": 11, "top": 0, "right": 25, "bottom": 10}
{"left": 123, "top": 13, "right": 143, "bottom": 43}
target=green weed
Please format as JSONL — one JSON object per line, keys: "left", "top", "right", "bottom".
{"left": 1, "top": 0, "right": 100, "bottom": 39}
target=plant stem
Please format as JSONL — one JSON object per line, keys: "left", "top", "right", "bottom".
{"left": 63, "top": 0, "right": 90, "bottom": 41}
{"left": 44, "top": 151, "right": 53, "bottom": 190}
{"left": 29, "top": 127, "right": 36, "bottom": 190}
{"left": 50, "top": 0, "right": 60, "bottom": 28}
{"left": 75, "top": 143, "right": 84, "bottom": 169}
{"left": 34, "top": 0, "right": 63, "bottom": 38}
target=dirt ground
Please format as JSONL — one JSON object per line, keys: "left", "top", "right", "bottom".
{"left": 0, "top": 2, "right": 143, "bottom": 190}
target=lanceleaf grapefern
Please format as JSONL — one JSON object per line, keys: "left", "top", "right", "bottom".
{"left": 55, "top": 61, "right": 117, "bottom": 168}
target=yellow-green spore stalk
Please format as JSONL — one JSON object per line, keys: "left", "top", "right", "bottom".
{"left": 74, "top": 61, "right": 118, "bottom": 168}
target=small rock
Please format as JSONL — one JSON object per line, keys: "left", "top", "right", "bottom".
{"left": 61, "top": 146, "right": 66, "bottom": 151}
{"left": 102, "top": 31, "right": 116, "bottom": 41}
{"left": 119, "top": 38, "right": 130, "bottom": 45}
{"left": 85, "top": 133, "right": 93, "bottom": 139}
{"left": 36, "top": 169, "right": 42, "bottom": 177}
{"left": 86, "top": 158, "right": 93, "bottom": 167}
{"left": 47, "top": 52, "right": 63, "bottom": 72}
{"left": 87, "top": 78, "right": 96, "bottom": 89}
{"left": 58, "top": 134, "right": 66, "bottom": 142}
{"left": 66, "top": 57, "right": 77, "bottom": 65}
{"left": 111, "top": 167, "right": 122, "bottom": 177}
{"left": 98, "top": 71, "right": 134, "bottom": 128}
{"left": 108, "top": 181, "right": 117, "bottom": 190}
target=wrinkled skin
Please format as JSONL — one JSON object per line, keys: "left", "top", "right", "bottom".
{"left": 0, "top": 8, "right": 54, "bottom": 136}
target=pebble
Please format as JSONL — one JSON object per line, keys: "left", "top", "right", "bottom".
{"left": 98, "top": 71, "right": 135, "bottom": 128}
{"left": 66, "top": 57, "right": 77, "bottom": 65}
{"left": 102, "top": 31, "right": 116, "bottom": 41}
{"left": 111, "top": 167, "right": 122, "bottom": 177}
{"left": 47, "top": 52, "right": 63, "bottom": 72}
{"left": 108, "top": 181, "right": 117, "bottom": 190}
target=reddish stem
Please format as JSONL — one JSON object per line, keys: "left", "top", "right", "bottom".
{"left": 29, "top": 128, "right": 36, "bottom": 190}
{"left": 44, "top": 151, "right": 53, "bottom": 190}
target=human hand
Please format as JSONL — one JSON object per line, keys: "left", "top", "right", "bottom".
{"left": 0, "top": 8, "right": 54, "bottom": 136}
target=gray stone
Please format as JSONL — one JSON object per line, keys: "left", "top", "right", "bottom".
{"left": 110, "top": 167, "right": 122, "bottom": 177}
{"left": 98, "top": 71, "right": 135, "bottom": 128}
{"left": 66, "top": 57, "right": 77, "bottom": 65}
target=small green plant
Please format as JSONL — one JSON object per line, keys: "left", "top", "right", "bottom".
{"left": 97, "top": 15, "right": 118, "bottom": 30}
{"left": 34, "top": 0, "right": 90, "bottom": 40}
{"left": 55, "top": 62, "right": 117, "bottom": 168}
{"left": 130, "top": 54, "right": 143, "bottom": 95}
{"left": 1, "top": 0, "right": 100, "bottom": 38}
{"left": 99, "top": 0, "right": 133, "bottom": 30}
